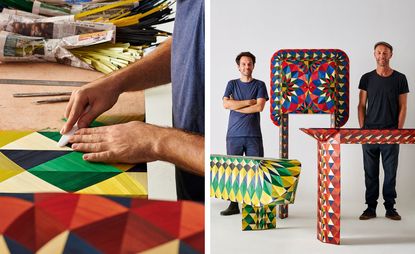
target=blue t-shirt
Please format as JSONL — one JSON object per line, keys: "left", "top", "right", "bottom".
{"left": 171, "top": 0, "right": 205, "bottom": 135}
{"left": 171, "top": 0, "right": 204, "bottom": 202}
{"left": 224, "top": 79, "right": 269, "bottom": 138}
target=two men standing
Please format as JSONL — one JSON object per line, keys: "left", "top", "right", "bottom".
{"left": 220, "top": 52, "right": 269, "bottom": 215}
{"left": 219, "top": 43, "right": 409, "bottom": 219}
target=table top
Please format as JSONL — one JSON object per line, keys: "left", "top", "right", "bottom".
{"left": 301, "top": 128, "right": 415, "bottom": 144}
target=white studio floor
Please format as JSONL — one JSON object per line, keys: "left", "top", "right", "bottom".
{"left": 211, "top": 199, "right": 415, "bottom": 254}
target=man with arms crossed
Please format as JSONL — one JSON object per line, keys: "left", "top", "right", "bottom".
{"left": 220, "top": 52, "right": 269, "bottom": 215}
{"left": 358, "top": 41, "right": 409, "bottom": 220}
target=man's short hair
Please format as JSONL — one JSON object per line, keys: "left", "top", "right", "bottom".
{"left": 235, "top": 52, "right": 256, "bottom": 65}
{"left": 374, "top": 41, "right": 393, "bottom": 52}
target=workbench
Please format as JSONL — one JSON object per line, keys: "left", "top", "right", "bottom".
{"left": 0, "top": 62, "right": 145, "bottom": 130}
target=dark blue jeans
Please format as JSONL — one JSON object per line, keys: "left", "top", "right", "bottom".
{"left": 362, "top": 144, "right": 399, "bottom": 210}
{"left": 226, "top": 137, "right": 264, "bottom": 157}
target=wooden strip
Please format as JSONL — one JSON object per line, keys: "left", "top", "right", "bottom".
{"left": 0, "top": 79, "right": 87, "bottom": 87}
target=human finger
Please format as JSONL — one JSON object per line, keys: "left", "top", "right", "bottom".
{"left": 83, "top": 151, "right": 113, "bottom": 162}
{"left": 76, "top": 106, "right": 101, "bottom": 129}
{"left": 62, "top": 98, "right": 87, "bottom": 134}
{"left": 69, "top": 134, "right": 103, "bottom": 144}
{"left": 75, "top": 126, "right": 108, "bottom": 135}
{"left": 72, "top": 142, "right": 107, "bottom": 153}
{"left": 64, "top": 93, "right": 75, "bottom": 119}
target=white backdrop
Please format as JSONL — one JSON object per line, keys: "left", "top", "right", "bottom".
{"left": 210, "top": 0, "right": 415, "bottom": 210}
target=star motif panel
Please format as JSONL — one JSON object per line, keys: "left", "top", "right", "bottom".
{"left": 0, "top": 131, "right": 147, "bottom": 197}
{"left": 0, "top": 193, "right": 204, "bottom": 253}
{"left": 270, "top": 49, "right": 349, "bottom": 127}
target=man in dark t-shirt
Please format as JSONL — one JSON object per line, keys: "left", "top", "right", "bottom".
{"left": 220, "top": 52, "right": 269, "bottom": 215}
{"left": 357, "top": 41, "right": 409, "bottom": 220}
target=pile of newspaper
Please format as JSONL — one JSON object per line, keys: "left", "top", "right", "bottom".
{"left": 0, "top": 8, "right": 142, "bottom": 73}
{"left": 0, "top": 0, "right": 174, "bottom": 73}
{"left": 0, "top": 0, "right": 174, "bottom": 43}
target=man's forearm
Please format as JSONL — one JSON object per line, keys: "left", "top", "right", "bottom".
{"left": 398, "top": 94, "right": 408, "bottom": 129}
{"left": 398, "top": 106, "right": 407, "bottom": 129}
{"left": 357, "top": 105, "right": 366, "bottom": 128}
{"left": 223, "top": 98, "right": 255, "bottom": 110}
{"left": 234, "top": 104, "right": 262, "bottom": 114}
{"left": 105, "top": 38, "right": 172, "bottom": 94}
{"left": 154, "top": 127, "right": 204, "bottom": 176}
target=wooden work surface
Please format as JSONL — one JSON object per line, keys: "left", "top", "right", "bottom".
{"left": 0, "top": 62, "right": 145, "bottom": 130}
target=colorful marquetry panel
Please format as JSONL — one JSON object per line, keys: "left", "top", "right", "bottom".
{"left": 302, "top": 128, "right": 415, "bottom": 144}
{"left": 242, "top": 203, "right": 277, "bottom": 231}
{"left": 210, "top": 155, "right": 301, "bottom": 207}
{"left": 270, "top": 49, "right": 349, "bottom": 127}
{"left": 315, "top": 132, "right": 341, "bottom": 244}
{"left": 0, "top": 193, "right": 204, "bottom": 254}
{"left": 210, "top": 154, "right": 301, "bottom": 231}
{"left": 0, "top": 131, "right": 147, "bottom": 197}
{"left": 301, "top": 128, "right": 415, "bottom": 244}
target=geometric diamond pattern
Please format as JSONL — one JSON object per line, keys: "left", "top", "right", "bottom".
{"left": 210, "top": 154, "right": 301, "bottom": 207}
{"left": 211, "top": 154, "right": 301, "bottom": 231}
{"left": 316, "top": 132, "right": 341, "bottom": 244}
{"left": 302, "top": 128, "right": 415, "bottom": 144}
{"left": 0, "top": 131, "right": 147, "bottom": 196}
{"left": 0, "top": 193, "right": 204, "bottom": 253}
{"left": 0, "top": 150, "right": 71, "bottom": 170}
{"left": 302, "top": 128, "right": 415, "bottom": 245}
{"left": 242, "top": 203, "right": 277, "bottom": 231}
{"left": 270, "top": 49, "right": 349, "bottom": 128}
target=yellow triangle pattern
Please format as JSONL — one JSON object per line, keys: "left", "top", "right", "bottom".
{"left": 0, "top": 171, "right": 65, "bottom": 193}
{"left": 0, "top": 132, "right": 72, "bottom": 151}
{"left": 0, "top": 152, "right": 25, "bottom": 183}
{"left": 0, "top": 131, "right": 33, "bottom": 148}
{"left": 76, "top": 172, "right": 147, "bottom": 196}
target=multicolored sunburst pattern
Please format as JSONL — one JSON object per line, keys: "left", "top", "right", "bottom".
{"left": 270, "top": 49, "right": 349, "bottom": 127}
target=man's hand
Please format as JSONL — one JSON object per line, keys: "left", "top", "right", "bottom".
{"left": 69, "top": 121, "right": 158, "bottom": 163}
{"left": 61, "top": 77, "right": 122, "bottom": 134}
{"left": 61, "top": 38, "right": 173, "bottom": 135}
{"left": 69, "top": 121, "right": 204, "bottom": 175}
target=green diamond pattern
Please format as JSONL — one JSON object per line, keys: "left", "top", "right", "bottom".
{"left": 28, "top": 152, "right": 122, "bottom": 192}
{"left": 242, "top": 203, "right": 277, "bottom": 231}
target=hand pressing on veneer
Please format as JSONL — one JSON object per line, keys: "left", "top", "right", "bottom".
{"left": 61, "top": 76, "right": 122, "bottom": 134}
{"left": 68, "top": 121, "right": 204, "bottom": 176}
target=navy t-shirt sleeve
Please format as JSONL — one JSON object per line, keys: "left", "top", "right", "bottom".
{"left": 223, "top": 80, "right": 233, "bottom": 98}
{"left": 399, "top": 74, "right": 410, "bottom": 94}
{"left": 257, "top": 81, "right": 269, "bottom": 101}
{"left": 359, "top": 73, "right": 368, "bottom": 91}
